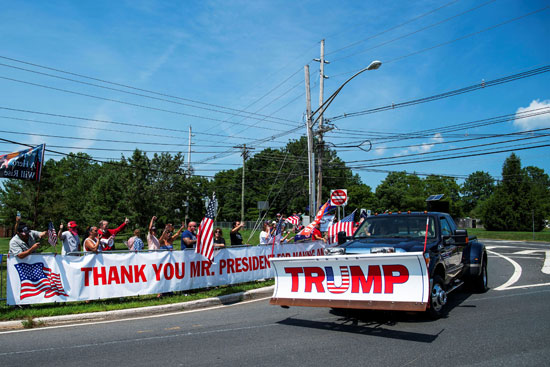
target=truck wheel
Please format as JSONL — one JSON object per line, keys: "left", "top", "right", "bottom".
{"left": 472, "top": 256, "right": 488, "bottom": 293}
{"left": 428, "top": 275, "right": 447, "bottom": 319}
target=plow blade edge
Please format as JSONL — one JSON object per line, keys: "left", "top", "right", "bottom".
{"left": 269, "top": 252, "right": 429, "bottom": 311}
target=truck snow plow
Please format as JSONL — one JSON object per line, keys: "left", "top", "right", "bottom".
{"left": 270, "top": 211, "right": 487, "bottom": 317}
{"left": 270, "top": 252, "right": 429, "bottom": 311}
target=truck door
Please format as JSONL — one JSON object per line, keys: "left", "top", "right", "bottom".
{"left": 440, "top": 216, "right": 463, "bottom": 279}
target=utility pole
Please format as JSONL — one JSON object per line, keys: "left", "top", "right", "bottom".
{"left": 305, "top": 65, "right": 316, "bottom": 221}
{"left": 235, "top": 144, "right": 253, "bottom": 223}
{"left": 314, "top": 39, "right": 330, "bottom": 207}
{"left": 185, "top": 126, "right": 192, "bottom": 226}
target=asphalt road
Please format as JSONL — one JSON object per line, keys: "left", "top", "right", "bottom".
{"left": 1, "top": 239, "right": 549, "bottom": 367}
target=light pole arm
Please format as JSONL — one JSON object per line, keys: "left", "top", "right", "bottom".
{"left": 310, "top": 60, "right": 381, "bottom": 127}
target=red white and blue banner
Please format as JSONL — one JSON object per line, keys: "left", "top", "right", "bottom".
{"left": 0, "top": 144, "right": 45, "bottom": 181}
{"left": 6, "top": 242, "right": 326, "bottom": 305}
{"left": 270, "top": 252, "right": 429, "bottom": 311}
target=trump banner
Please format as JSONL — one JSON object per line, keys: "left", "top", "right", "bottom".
{"left": 270, "top": 252, "right": 430, "bottom": 311}
{"left": 6, "top": 242, "right": 326, "bottom": 305}
{"left": 0, "top": 144, "right": 45, "bottom": 181}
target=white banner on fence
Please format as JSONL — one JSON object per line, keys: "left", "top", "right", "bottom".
{"left": 6, "top": 242, "right": 325, "bottom": 305}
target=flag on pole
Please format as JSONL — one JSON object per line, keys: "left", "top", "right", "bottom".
{"left": 298, "top": 200, "right": 330, "bottom": 238}
{"left": 327, "top": 210, "right": 357, "bottom": 244}
{"left": 47, "top": 221, "right": 57, "bottom": 247}
{"left": 0, "top": 144, "right": 45, "bottom": 182}
{"left": 196, "top": 193, "right": 217, "bottom": 261}
{"left": 285, "top": 215, "right": 301, "bottom": 226}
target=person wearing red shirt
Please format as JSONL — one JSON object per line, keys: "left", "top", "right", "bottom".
{"left": 311, "top": 221, "right": 324, "bottom": 242}
{"left": 98, "top": 218, "right": 129, "bottom": 251}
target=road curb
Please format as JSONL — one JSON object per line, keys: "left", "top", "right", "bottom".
{"left": 0, "top": 286, "right": 274, "bottom": 331}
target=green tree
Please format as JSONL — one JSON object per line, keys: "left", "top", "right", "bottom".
{"left": 461, "top": 171, "right": 494, "bottom": 217}
{"left": 481, "top": 153, "right": 548, "bottom": 231}
{"left": 375, "top": 172, "right": 425, "bottom": 212}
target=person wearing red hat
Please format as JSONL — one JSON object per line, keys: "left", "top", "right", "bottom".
{"left": 58, "top": 221, "right": 80, "bottom": 255}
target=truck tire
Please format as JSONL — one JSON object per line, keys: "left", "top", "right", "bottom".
{"left": 428, "top": 275, "right": 447, "bottom": 319}
{"left": 471, "top": 256, "right": 488, "bottom": 293}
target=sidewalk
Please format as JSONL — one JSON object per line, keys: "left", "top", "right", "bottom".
{"left": 0, "top": 286, "right": 274, "bottom": 331}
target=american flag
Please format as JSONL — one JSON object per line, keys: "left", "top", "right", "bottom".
{"left": 285, "top": 215, "right": 301, "bottom": 226}
{"left": 327, "top": 210, "right": 357, "bottom": 244}
{"left": 196, "top": 193, "right": 217, "bottom": 261}
{"left": 325, "top": 266, "right": 350, "bottom": 294}
{"left": 47, "top": 221, "right": 57, "bottom": 247}
{"left": 14, "top": 262, "right": 68, "bottom": 300}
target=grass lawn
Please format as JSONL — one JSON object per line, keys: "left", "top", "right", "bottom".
{"left": 468, "top": 228, "right": 550, "bottom": 242}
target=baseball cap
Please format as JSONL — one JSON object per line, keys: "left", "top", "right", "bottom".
{"left": 17, "top": 223, "right": 30, "bottom": 234}
{"left": 68, "top": 221, "right": 78, "bottom": 228}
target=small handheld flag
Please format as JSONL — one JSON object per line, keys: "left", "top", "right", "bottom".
{"left": 47, "top": 221, "right": 58, "bottom": 247}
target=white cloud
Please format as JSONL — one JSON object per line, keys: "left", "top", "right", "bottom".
{"left": 514, "top": 99, "right": 550, "bottom": 130}
{"left": 400, "top": 133, "right": 444, "bottom": 156}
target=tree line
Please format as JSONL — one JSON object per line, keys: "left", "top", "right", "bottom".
{"left": 1, "top": 137, "right": 548, "bottom": 232}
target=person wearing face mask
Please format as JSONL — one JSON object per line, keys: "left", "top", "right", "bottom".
{"left": 57, "top": 221, "right": 80, "bottom": 256}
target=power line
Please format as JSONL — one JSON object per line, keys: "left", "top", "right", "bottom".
{"left": 0, "top": 55, "right": 302, "bottom": 125}
{"left": 331, "top": 0, "right": 496, "bottom": 62}
{"left": 0, "top": 61, "right": 302, "bottom": 126}
{"left": 331, "top": 5, "right": 549, "bottom": 79}
{"left": 326, "top": 0, "right": 461, "bottom": 56}
{"left": 328, "top": 65, "right": 550, "bottom": 122}
{"left": 0, "top": 106, "right": 293, "bottom": 145}
{"left": 0, "top": 75, "right": 300, "bottom": 130}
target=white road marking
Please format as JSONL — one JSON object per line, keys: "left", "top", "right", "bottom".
{"left": 513, "top": 250, "right": 544, "bottom": 255}
{"left": 543, "top": 251, "right": 550, "bottom": 275}
{"left": 489, "top": 250, "right": 522, "bottom": 291}
{"left": 498, "top": 282, "right": 550, "bottom": 291}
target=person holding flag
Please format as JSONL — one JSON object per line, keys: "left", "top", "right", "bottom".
{"left": 195, "top": 193, "right": 217, "bottom": 262}
{"left": 297, "top": 200, "right": 330, "bottom": 239}
{"left": 57, "top": 221, "right": 80, "bottom": 255}
{"left": 9, "top": 223, "right": 47, "bottom": 259}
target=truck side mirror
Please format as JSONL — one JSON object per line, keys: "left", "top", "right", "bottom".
{"left": 453, "top": 229, "right": 468, "bottom": 245}
{"left": 337, "top": 231, "right": 348, "bottom": 245}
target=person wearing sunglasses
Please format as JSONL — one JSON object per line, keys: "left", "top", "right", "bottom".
{"left": 213, "top": 228, "right": 225, "bottom": 248}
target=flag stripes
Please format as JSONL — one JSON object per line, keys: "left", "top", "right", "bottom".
{"left": 327, "top": 210, "right": 357, "bottom": 244}
{"left": 196, "top": 193, "right": 217, "bottom": 261}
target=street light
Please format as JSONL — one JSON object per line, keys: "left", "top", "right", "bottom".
{"left": 311, "top": 60, "right": 382, "bottom": 126}
{"left": 306, "top": 60, "right": 381, "bottom": 219}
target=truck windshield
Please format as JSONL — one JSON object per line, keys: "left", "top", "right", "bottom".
{"left": 354, "top": 216, "right": 436, "bottom": 239}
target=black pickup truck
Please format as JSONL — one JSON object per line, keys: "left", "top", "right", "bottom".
{"left": 328, "top": 211, "right": 488, "bottom": 317}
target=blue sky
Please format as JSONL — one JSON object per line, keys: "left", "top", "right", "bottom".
{"left": 0, "top": 0, "right": 549, "bottom": 195}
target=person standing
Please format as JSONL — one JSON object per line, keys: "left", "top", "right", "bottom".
{"left": 98, "top": 217, "right": 129, "bottom": 251}
{"left": 160, "top": 223, "right": 183, "bottom": 250}
{"left": 230, "top": 221, "right": 244, "bottom": 246}
{"left": 180, "top": 221, "right": 198, "bottom": 250}
{"left": 83, "top": 226, "right": 101, "bottom": 253}
{"left": 126, "top": 229, "right": 145, "bottom": 251}
{"left": 213, "top": 228, "right": 226, "bottom": 248}
{"left": 147, "top": 216, "right": 161, "bottom": 250}
{"left": 58, "top": 221, "right": 80, "bottom": 256}
{"left": 259, "top": 221, "right": 271, "bottom": 245}
{"left": 9, "top": 223, "right": 47, "bottom": 259}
